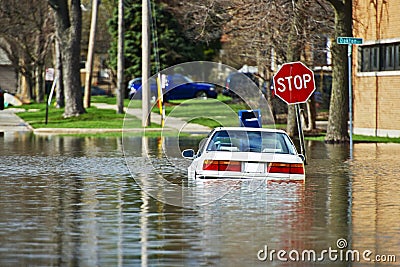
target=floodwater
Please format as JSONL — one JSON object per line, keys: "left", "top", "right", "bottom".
{"left": 0, "top": 133, "right": 399, "bottom": 266}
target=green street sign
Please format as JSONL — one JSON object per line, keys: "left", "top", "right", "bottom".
{"left": 337, "top": 37, "right": 363, "bottom": 45}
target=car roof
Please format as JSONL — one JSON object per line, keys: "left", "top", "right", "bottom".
{"left": 213, "top": 127, "right": 287, "bottom": 134}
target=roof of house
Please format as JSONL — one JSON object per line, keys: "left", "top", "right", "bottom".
{"left": 0, "top": 48, "right": 11, "bottom": 65}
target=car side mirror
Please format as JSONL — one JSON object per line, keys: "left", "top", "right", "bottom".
{"left": 182, "top": 149, "right": 195, "bottom": 159}
{"left": 298, "top": 154, "right": 307, "bottom": 165}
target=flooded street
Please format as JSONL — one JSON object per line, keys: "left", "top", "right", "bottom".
{"left": 0, "top": 133, "right": 399, "bottom": 266}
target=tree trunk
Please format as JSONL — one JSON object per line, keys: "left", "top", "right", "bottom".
{"left": 305, "top": 98, "right": 316, "bottom": 131}
{"left": 27, "top": 70, "right": 35, "bottom": 101}
{"left": 18, "top": 71, "right": 31, "bottom": 101}
{"left": 55, "top": 37, "right": 65, "bottom": 108}
{"left": 49, "top": 0, "right": 85, "bottom": 117}
{"left": 35, "top": 65, "right": 45, "bottom": 103}
{"left": 264, "top": 67, "right": 276, "bottom": 123}
{"left": 325, "top": 0, "right": 352, "bottom": 143}
{"left": 34, "top": 23, "right": 46, "bottom": 103}
{"left": 19, "top": 60, "right": 35, "bottom": 101}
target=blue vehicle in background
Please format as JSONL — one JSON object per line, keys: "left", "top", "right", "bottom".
{"left": 128, "top": 74, "right": 218, "bottom": 101}
{"left": 222, "top": 72, "right": 261, "bottom": 98}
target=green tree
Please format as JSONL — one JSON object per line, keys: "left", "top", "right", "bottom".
{"left": 107, "top": 0, "right": 218, "bottom": 81}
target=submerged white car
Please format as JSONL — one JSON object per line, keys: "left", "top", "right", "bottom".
{"left": 182, "top": 127, "right": 305, "bottom": 181}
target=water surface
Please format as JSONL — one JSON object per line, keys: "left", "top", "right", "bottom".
{"left": 0, "top": 133, "right": 399, "bottom": 266}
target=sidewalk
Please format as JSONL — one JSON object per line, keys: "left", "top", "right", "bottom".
{"left": 0, "top": 108, "right": 32, "bottom": 133}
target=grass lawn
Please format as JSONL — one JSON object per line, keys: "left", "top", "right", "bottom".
{"left": 18, "top": 104, "right": 125, "bottom": 129}
{"left": 91, "top": 95, "right": 131, "bottom": 107}
{"left": 125, "top": 95, "right": 251, "bottom": 128}
{"left": 305, "top": 134, "right": 400, "bottom": 143}
{"left": 151, "top": 95, "right": 252, "bottom": 128}
{"left": 352, "top": 134, "right": 400, "bottom": 143}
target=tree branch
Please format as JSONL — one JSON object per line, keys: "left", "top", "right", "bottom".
{"left": 325, "top": 0, "right": 344, "bottom": 11}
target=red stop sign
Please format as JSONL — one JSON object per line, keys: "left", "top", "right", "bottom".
{"left": 273, "top": 61, "right": 316, "bottom": 104}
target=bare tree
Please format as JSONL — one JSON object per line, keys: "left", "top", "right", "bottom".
{"left": 168, "top": 0, "right": 334, "bottom": 136}
{"left": 0, "top": 0, "right": 54, "bottom": 102}
{"left": 166, "top": 0, "right": 231, "bottom": 42}
{"left": 48, "top": 0, "right": 85, "bottom": 117}
{"left": 228, "top": 0, "right": 345, "bottom": 141}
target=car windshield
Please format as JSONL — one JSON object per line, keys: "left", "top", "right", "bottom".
{"left": 206, "top": 130, "right": 296, "bottom": 154}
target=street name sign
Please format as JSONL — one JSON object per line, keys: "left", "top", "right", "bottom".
{"left": 337, "top": 37, "right": 363, "bottom": 45}
{"left": 273, "top": 61, "right": 316, "bottom": 105}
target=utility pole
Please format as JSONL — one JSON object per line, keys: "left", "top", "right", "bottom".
{"left": 84, "top": 0, "right": 100, "bottom": 108}
{"left": 116, "top": 0, "right": 124, "bottom": 114}
{"left": 142, "top": 0, "right": 151, "bottom": 126}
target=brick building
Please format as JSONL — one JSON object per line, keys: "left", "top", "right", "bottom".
{"left": 353, "top": 0, "right": 400, "bottom": 137}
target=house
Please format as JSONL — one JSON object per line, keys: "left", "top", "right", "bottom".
{"left": 353, "top": 0, "right": 400, "bottom": 137}
{"left": 0, "top": 48, "right": 17, "bottom": 94}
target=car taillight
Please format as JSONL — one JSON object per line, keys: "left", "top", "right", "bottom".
{"left": 203, "top": 160, "right": 219, "bottom": 171}
{"left": 267, "top": 162, "right": 304, "bottom": 174}
{"left": 203, "top": 160, "right": 241, "bottom": 172}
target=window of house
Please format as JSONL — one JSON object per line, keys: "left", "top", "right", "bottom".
{"left": 313, "top": 35, "right": 328, "bottom": 66}
{"left": 361, "top": 47, "right": 370, "bottom": 72}
{"left": 370, "top": 46, "right": 380, "bottom": 71}
{"left": 360, "top": 42, "right": 400, "bottom": 72}
{"left": 395, "top": 44, "right": 400, "bottom": 70}
{"left": 383, "top": 45, "right": 395, "bottom": 70}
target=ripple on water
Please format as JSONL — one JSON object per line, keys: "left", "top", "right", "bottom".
{"left": 2, "top": 137, "right": 400, "bottom": 266}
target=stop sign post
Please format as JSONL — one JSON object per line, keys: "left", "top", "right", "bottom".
{"left": 273, "top": 61, "right": 315, "bottom": 164}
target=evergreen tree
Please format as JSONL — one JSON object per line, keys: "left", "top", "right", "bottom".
{"left": 107, "top": 0, "right": 218, "bottom": 79}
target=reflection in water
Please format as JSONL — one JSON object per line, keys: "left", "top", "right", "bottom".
{"left": 140, "top": 136, "right": 149, "bottom": 267}
{"left": 0, "top": 134, "right": 399, "bottom": 266}
{"left": 351, "top": 143, "right": 400, "bottom": 267}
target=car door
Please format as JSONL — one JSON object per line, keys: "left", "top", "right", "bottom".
{"left": 166, "top": 74, "right": 193, "bottom": 100}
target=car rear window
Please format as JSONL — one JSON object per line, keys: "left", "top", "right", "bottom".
{"left": 206, "top": 130, "right": 295, "bottom": 154}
